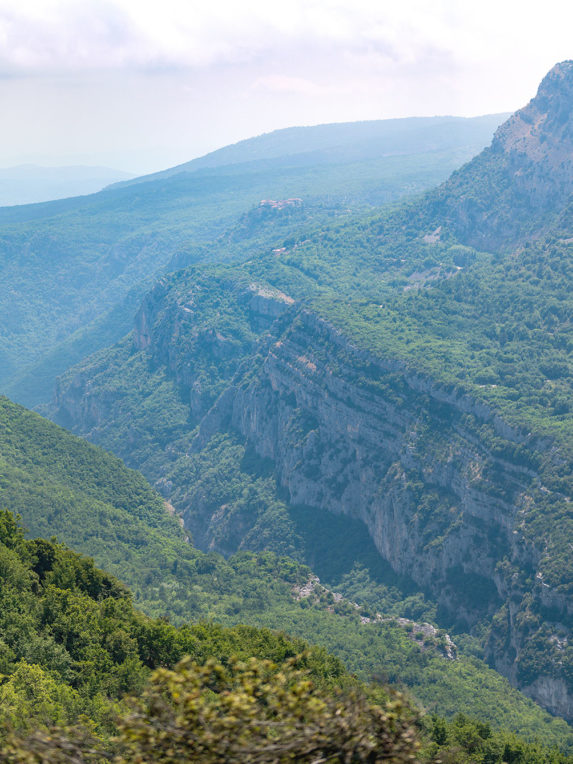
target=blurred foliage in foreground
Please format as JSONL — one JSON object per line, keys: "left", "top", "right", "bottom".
{"left": 3, "top": 655, "right": 571, "bottom": 763}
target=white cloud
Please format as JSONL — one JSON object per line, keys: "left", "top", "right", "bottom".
{"left": 0, "top": 0, "right": 569, "bottom": 76}
{"left": 0, "top": 0, "right": 571, "bottom": 172}
{"left": 251, "top": 75, "right": 331, "bottom": 97}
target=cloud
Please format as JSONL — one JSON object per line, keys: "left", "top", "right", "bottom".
{"left": 0, "top": 1, "right": 140, "bottom": 71}
{"left": 251, "top": 75, "right": 331, "bottom": 97}
{"left": 3, "top": 0, "right": 568, "bottom": 77}
{"left": 0, "top": 0, "right": 571, "bottom": 174}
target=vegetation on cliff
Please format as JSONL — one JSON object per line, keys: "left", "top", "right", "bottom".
{"left": 1, "top": 396, "right": 573, "bottom": 749}
{"left": 0, "top": 511, "right": 570, "bottom": 762}
{"left": 50, "top": 63, "right": 573, "bottom": 720}
{"left": 0, "top": 115, "right": 503, "bottom": 407}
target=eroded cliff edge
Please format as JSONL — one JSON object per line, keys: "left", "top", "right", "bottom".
{"left": 194, "top": 306, "right": 571, "bottom": 715}
{"left": 55, "top": 285, "right": 573, "bottom": 720}
{"left": 52, "top": 61, "right": 573, "bottom": 720}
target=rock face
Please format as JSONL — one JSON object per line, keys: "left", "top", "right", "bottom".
{"left": 522, "top": 677, "right": 573, "bottom": 722}
{"left": 131, "top": 277, "right": 295, "bottom": 420}
{"left": 53, "top": 62, "right": 573, "bottom": 719}
{"left": 104, "top": 285, "right": 572, "bottom": 717}
{"left": 437, "top": 61, "right": 573, "bottom": 251}
{"left": 494, "top": 61, "right": 573, "bottom": 171}
{"left": 56, "top": 286, "right": 573, "bottom": 717}
{"left": 189, "top": 307, "right": 570, "bottom": 717}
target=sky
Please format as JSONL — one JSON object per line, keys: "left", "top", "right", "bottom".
{"left": 0, "top": 0, "right": 572, "bottom": 175}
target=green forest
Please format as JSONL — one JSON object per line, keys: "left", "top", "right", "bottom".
{"left": 1, "top": 396, "right": 573, "bottom": 756}
{"left": 0, "top": 509, "right": 570, "bottom": 762}
{"left": 2, "top": 59, "right": 573, "bottom": 762}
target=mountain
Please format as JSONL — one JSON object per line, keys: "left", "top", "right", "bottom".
{"left": 0, "top": 164, "right": 134, "bottom": 206}
{"left": 1, "top": 393, "right": 572, "bottom": 753}
{"left": 434, "top": 60, "right": 573, "bottom": 250}
{"left": 0, "top": 114, "right": 505, "bottom": 407}
{"left": 114, "top": 115, "right": 508, "bottom": 186}
{"left": 1, "top": 518, "right": 569, "bottom": 764}
{"left": 53, "top": 62, "right": 573, "bottom": 722}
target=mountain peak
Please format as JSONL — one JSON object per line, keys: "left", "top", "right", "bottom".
{"left": 492, "top": 60, "right": 573, "bottom": 162}
{"left": 436, "top": 61, "right": 573, "bottom": 250}
{"left": 537, "top": 59, "right": 573, "bottom": 98}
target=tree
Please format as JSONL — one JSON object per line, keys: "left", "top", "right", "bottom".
{"left": 2, "top": 654, "right": 419, "bottom": 763}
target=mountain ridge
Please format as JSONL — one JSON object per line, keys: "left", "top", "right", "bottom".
{"left": 111, "top": 114, "right": 509, "bottom": 188}
{"left": 52, "top": 62, "right": 573, "bottom": 720}
{"left": 0, "top": 113, "right": 505, "bottom": 406}
{"left": 435, "top": 60, "right": 573, "bottom": 250}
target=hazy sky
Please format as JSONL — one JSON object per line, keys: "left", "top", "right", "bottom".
{"left": 0, "top": 0, "right": 571, "bottom": 174}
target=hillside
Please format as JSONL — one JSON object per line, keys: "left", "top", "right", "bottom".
{"left": 0, "top": 114, "right": 504, "bottom": 406}
{"left": 116, "top": 115, "right": 507, "bottom": 185}
{"left": 0, "top": 509, "right": 359, "bottom": 741}
{"left": 53, "top": 62, "right": 573, "bottom": 722}
{"left": 1, "top": 512, "right": 570, "bottom": 762}
{"left": 1, "top": 395, "right": 572, "bottom": 749}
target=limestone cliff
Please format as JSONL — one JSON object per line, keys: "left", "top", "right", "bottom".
{"left": 55, "top": 286, "right": 572, "bottom": 718}
{"left": 185, "top": 307, "right": 568, "bottom": 715}
{"left": 436, "top": 61, "right": 573, "bottom": 250}
{"left": 52, "top": 62, "right": 573, "bottom": 720}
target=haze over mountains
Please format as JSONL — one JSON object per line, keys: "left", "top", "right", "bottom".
{"left": 0, "top": 113, "right": 504, "bottom": 407}
{"left": 1, "top": 61, "right": 573, "bottom": 760}
{"left": 0, "top": 164, "right": 134, "bottom": 206}
{"left": 116, "top": 115, "right": 508, "bottom": 187}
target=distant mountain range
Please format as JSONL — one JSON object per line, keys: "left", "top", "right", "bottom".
{"left": 113, "top": 114, "right": 509, "bottom": 188}
{"left": 0, "top": 113, "right": 505, "bottom": 406}
{"left": 0, "top": 164, "right": 134, "bottom": 206}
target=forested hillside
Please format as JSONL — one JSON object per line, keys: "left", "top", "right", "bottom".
{"left": 1, "top": 395, "right": 572, "bottom": 751}
{"left": 54, "top": 62, "right": 573, "bottom": 723}
{"left": 1, "top": 511, "right": 569, "bottom": 762}
{"left": 0, "top": 115, "right": 504, "bottom": 406}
